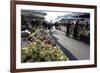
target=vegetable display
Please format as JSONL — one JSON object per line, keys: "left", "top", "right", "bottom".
{"left": 21, "top": 29, "right": 69, "bottom": 63}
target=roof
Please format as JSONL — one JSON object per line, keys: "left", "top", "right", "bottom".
{"left": 21, "top": 10, "right": 47, "bottom": 19}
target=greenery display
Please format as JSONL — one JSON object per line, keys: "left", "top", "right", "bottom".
{"left": 21, "top": 29, "right": 69, "bottom": 63}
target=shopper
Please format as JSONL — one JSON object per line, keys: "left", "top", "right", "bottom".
{"left": 42, "top": 20, "right": 48, "bottom": 29}
{"left": 66, "top": 21, "right": 70, "bottom": 36}
{"left": 48, "top": 22, "right": 52, "bottom": 31}
{"left": 73, "top": 20, "right": 80, "bottom": 39}
{"left": 55, "top": 22, "right": 59, "bottom": 29}
{"left": 31, "top": 20, "right": 34, "bottom": 26}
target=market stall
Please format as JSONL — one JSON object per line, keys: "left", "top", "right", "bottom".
{"left": 21, "top": 28, "right": 69, "bottom": 63}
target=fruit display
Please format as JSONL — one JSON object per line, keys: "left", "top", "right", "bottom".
{"left": 21, "top": 28, "right": 69, "bottom": 63}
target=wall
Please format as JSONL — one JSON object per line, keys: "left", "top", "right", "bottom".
{"left": 0, "top": 0, "right": 99, "bottom": 73}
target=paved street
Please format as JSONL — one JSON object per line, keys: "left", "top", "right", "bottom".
{"left": 51, "top": 29, "right": 90, "bottom": 60}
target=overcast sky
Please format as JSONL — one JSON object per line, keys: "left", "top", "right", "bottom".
{"left": 45, "top": 12, "right": 67, "bottom": 22}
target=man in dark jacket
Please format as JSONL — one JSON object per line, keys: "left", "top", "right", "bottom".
{"left": 73, "top": 20, "right": 80, "bottom": 39}
{"left": 66, "top": 21, "right": 70, "bottom": 36}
